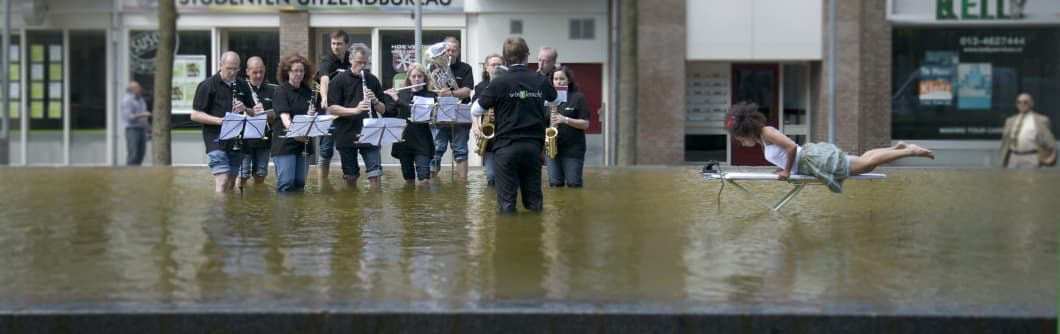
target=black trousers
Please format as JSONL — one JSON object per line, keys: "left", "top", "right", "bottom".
{"left": 493, "top": 139, "right": 543, "bottom": 213}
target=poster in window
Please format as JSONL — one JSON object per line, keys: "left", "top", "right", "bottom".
{"left": 917, "top": 51, "right": 957, "bottom": 106}
{"left": 171, "top": 55, "right": 206, "bottom": 114}
{"left": 957, "top": 63, "right": 992, "bottom": 110}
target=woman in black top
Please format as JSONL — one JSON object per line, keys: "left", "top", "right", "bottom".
{"left": 546, "top": 66, "right": 591, "bottom": 187}
{"left": 271, "top": 54, "right": 316, "bottom": 192}
{"left": 385, "top": 63, "right": 436, "bottom": 185}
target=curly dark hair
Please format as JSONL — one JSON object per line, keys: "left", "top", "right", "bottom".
{"left": 726, "top": 101, "right": 766, "bottom": 140}
{"left": 277, "top": 54, "right": 315, "bottom": 88}
{"left": 547, "top": 65, "right": 578, "bottom": 92}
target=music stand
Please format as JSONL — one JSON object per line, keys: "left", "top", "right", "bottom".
{"left": 434, "top": 96, "right": 462, "bottom": 123}
{"left": 411, "top": 96, "right": 435, "bottom": 123}
{"left": 361, "top": 117, "right": 407, "bottom": 146}
{"left": 284, "top": 115, "right": 336, "bottom": 138}
{"left": 220, "top": 112, "right": 270, "bottom": 140}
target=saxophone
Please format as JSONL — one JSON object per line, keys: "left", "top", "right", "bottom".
{"left": 475, "top": 109, "right": 495, "bottom": 156}
{"left": 544, "top": 102, "right": 559, "bottom": 159}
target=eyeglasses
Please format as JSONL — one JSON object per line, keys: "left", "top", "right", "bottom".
{"left": 1017, "top": 100, "right": 1032, "bottom": 105}
{"left": 289, "top": 69, "right": 305, "bottom": 73}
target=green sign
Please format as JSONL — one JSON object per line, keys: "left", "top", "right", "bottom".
{"left": 936, "top": 0, "right": 1022, "bottom": 20}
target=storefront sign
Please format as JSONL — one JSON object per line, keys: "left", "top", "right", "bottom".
{"left": 889, "top": 0, "right": 1060, "bottom": 24}
{"left": 918, "top": 51, "right": 957, "bottom": 106}
{"left": 172, "top": 0, "right": 463, "bottom": 12}
{"left": 172, "top": 55, "right": 207, "bottom": 114}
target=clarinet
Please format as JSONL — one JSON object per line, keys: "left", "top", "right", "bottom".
{"left": 232, "top": 81, "right": 245, "bottom": 152}
{"left": 303, "top": 83, "right": 319, "bottom": 159}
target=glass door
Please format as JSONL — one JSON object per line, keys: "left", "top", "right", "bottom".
{"left": 25, "top": 30, "right": 63, "bottom": 165}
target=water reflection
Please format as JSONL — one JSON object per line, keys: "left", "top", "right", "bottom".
{"left": 0, "top": 167, "right": 1054, "bottom": 317}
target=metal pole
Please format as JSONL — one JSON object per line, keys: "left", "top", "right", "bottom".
{"left": 414, "top": 0, "right": 422, "bottom": 64}
{"left": 827, "top": 0, "right": 836, "bottom": 144}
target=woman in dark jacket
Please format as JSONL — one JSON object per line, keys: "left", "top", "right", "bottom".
{"left": 385, "top": 63, "right": 437, "bottom": 186}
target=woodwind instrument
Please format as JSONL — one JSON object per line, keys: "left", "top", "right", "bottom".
{"left": 544, "top": 102, "right": 559, "bottom": 159}
{"left": 352, "top": 69, "right": 373, "bottom": 145}
{"left": 232, "top": 81, "right": 245, "bottom": 152}
{"left": 475, "top": 108, "right": 495, "bottom": 156}
{"left": 246, "top": 80, "right": 269, "bottom": 141}
{"left": 303, "top": 83, "right": 319, "bottom": 159}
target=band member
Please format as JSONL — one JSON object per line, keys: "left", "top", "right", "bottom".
{"left": 430, "top": 36, "right": 475, "bottom": 178}
{"left": 271, "top": 54, "right": 316, "bottom": 192}
{"left": 327, "top": 43, "right": 388, "bottom": 189}
{"left": 191, "top": 51, "right": 261, "bottom": 193}
{"left": 385, "top": 63, "right": 436, "bottom": 186}
{"left": 237, "top": 56, "right": 278, "bottom": 188}
{"left": 536, "top": 46, "right": 558, "bottom": 76}
{"left": 472, "top": 53, "right": 503, "bottom": 187}
{"left": 546, "top": 66, "right": 591, "bottom": 187}
{"left": 316, "top": 30, "right": 352, "bottom": 180}
{"left": 474, "top": 37, "right": 557, "bottom": 213}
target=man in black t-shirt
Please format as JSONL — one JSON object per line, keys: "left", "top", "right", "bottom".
{"left": 237, "top": 56, "right": 278, "bottom": 188}
{"left": 327, "top": 43, "right": 389, "bottom": 189}
{"left": 430, "top": 36, "right": 476, "bottom": 178}
{"left": 475, "top": 37, "right": 557, "bottom": 213}
{"left": 191, "top": 51, "right": 262, "bottom": 193}
{"left": 316, "top": 30, "right": 352, "bottom": 180}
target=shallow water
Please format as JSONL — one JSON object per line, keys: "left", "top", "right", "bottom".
{"left": 0, "top": 167, "right": 1055, "bottom": 316}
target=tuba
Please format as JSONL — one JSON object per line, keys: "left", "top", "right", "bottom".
{"left": 544, "top": 102, "right": 559, "bottom": 159}
{"left": 424, "top": 42, "right": 459, "bottom": 91}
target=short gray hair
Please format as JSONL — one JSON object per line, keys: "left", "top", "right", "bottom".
{"left": 538, "top": 46, "right": 558, "bottom": 60}
{"left": 348, "top": 43, "right": 371, "bottom": 58}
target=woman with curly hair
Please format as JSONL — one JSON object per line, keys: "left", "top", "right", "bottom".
{"left": 270, "top": 54, "right": 316, "bottom": 192}
{"left": 726, "top": 102, "right": 933, "bottom": 192}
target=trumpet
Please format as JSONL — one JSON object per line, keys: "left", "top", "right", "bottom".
{"left": 544, "top": 102, "right": 559, "bottom": 159}
{"left": 475, "top": 108, "right": 495, "bottom": 156}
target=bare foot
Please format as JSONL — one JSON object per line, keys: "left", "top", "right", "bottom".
{"left": 893, "top": 141, "right": 907, "bottom": 150}
{"left": 908, "top": 144, "right": 934, "bottom": 159}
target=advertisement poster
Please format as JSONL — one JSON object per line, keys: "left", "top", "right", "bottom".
{"left": 918, "top": 51, "right": 958, "bottom": 106}
{"left": 379, "top": 30, "right": 460, "bottom": 90}
{"left": 957, "top": 63, "right": 992, "bottom": 110}
{"left": 172, "top": 55, "right": 206, "bottom": 114}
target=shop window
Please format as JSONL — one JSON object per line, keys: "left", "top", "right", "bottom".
{"left": 226, "top": 30, "right": 279, "bottom": 85}
{"left": 892, "top": 27, "right": 1060, "bottom": 139}
{"left": 129, "top": 30, "right": 211, "bottom": 129}
{"left": 70, "top": 30, "right": 106, "bottom": 130}
{"left": 379, "top": 30, "right": 461, "bottom": 90}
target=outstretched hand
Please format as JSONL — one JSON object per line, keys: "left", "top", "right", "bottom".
{"left": 775, "top": 170, "right": 790, "bottom": 181}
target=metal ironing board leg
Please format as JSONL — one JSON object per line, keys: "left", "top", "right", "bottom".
{"left": 726, "top": 180, "right": 807, "bottom": 212}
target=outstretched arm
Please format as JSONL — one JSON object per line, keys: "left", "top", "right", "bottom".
{"left": 761, "top": 126, "right": 798, "bottom": 180}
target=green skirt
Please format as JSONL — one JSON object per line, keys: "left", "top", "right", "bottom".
{"left": 797, "top": 142, "right": 850, "bottom": 193}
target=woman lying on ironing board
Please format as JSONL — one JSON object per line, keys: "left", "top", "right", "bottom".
{"left": 726, "top": 102, "right": 934, "bottom": 193}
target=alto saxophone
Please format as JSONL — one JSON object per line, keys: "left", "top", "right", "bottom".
{"left": 475, "top": 108, "right": 495, "bottom": 156}
{"left": 544, "top": 102, "right": 559, "bottom": 159}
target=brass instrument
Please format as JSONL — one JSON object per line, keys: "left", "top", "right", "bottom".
{"left": 424, "top": 42, "right": 458, "bottom": 91}
{"left": 475, "top": 108, "right": 495, "bottom": 156}
{"left": 544, "top": 102, "right": 559, "bottom": 159}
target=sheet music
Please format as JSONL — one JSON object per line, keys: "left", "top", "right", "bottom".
{"left": 219, "top": 112, "right": 268, "bottom": 140}
{"left": 284, "top": 115, "right": 336, "bottom": 138}
{"left": 411, "top": 96, "right": 435, "bottom": 123}
{"left": 362, "top": 117, "right": 408, "bottom": 146}
{"left": 435, "top": 97, "right": 462, "bottom": 123}
{"left": 456, "top": 104, "right": 473, "bottom": 123}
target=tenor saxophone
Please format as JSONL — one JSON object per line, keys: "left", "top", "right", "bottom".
{"left": 475, "top": 108, "right": 495, "bottom": 156}
{"left": 544, "top": 102, "right": 559, "bottom": 159}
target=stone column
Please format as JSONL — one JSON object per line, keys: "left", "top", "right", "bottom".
{"left": 635, "top": 0, "right": 685, "bottom": 164}
{"left": 814, "top": 0, "right": 892, "bottom": 153}
{"left": 279, "top": 11, "right": 310, "bottom": 59}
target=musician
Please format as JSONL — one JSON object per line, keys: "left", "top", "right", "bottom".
{"left": 472, "top": 53, "right": 503, "bottom": 187}
{"left": 316, "top": 30, "right": 352, "bottom": 180}
{"left": 536, "top": 46, "right": 558, "bottom": 76}
{"left": 238, "top": 56, "right": 278, "bottom": 187}
{"left": 385, "top": 63, "right": 436, "bottom": 186}
{"left": 474, "top": 37, "right": 557, "bottom": 213}
{"left": 430, "top": 36, "right": 475, "bottom": 178}
{"left": 546, "top": 66, "right": 591, "bottom": 187}
{"left": 191, "top": 51, "right": 261, "bottom": 193}
{"left": 271, "top": 54, "right": 315, "bottom": 192}
{"left": 327, "top": 43, "right": 388, "bottom": 189}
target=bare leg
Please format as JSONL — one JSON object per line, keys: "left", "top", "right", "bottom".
{"left": 457, "top": 160, "right": 468, "bottom": 178}
{"left": 214, "top": 174, "right": 229, "bottom": 193}
{"left": 345, "top": 176, "right": 358, "bottom": 188}
{"left": 319, "top": 164, "right": 330, "bottom": 180}
{"left": 849, "top": 144, "right": 933, "bottom": 175}
{"left": 254, "top": 176, "right": 266, "bottom": 184}
{"left": 369, "top": 176, "right": 381, "bottom": 190}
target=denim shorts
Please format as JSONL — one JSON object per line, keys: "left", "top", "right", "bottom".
{"left": 338, "top": 146, "right": 383, "bottom": 180}
{"left": 432, "top": 124, "right": 470, "bottom": 171}
{"left": 207, "top": 150, "right": 242, "bottom": 176}
{"left": 240, "top": 146, "right": 271, "bottom": 178}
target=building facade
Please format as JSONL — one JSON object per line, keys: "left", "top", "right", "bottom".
{"left": 0, "top": 0, "right": 610, "bottom": 166}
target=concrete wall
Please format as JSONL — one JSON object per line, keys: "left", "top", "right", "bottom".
{"left": 687, "top": 0, "right": 822, "bottom": 61}
{"left": 636, "top": 0, "right": 685, "bottom": 164}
